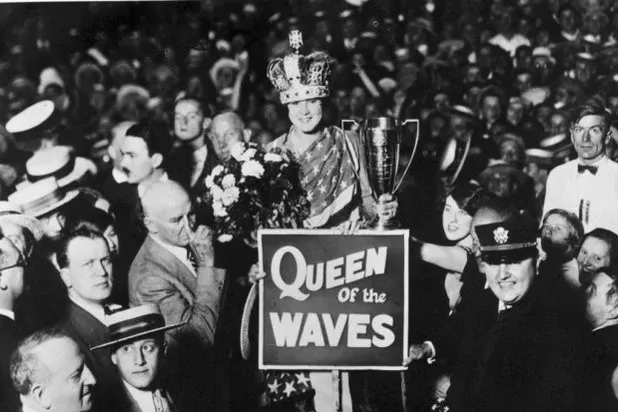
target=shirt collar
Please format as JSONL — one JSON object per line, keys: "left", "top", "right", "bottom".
{"left": 68, "top": 292, "right": 107, "bottom": 325}
{"left": 149, "top": 235, "right": 196, "bottom": 276}
{"left": 112, "top": 168, "right": 128, "bottom": 184}
{"left": 0, "top": 308, "right": 15, "bottom": 320}
{"left": 123, "top": 380, "right": 156, "bottom": 411}
{"left": 193, "top": 145, "right": 208, "bottom": 161}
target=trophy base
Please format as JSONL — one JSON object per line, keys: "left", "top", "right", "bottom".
{"left": 367, "top": 217, "right": 400, "bottom": 231}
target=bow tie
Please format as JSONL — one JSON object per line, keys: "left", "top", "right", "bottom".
{"left": 578, "top": 164, "right": 598, "bottom": 175}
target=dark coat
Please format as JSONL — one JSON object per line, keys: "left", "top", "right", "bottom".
{"left": 447, "top": 281, "right": 594, "bottom": 412}
{"left": 590, "top": 325, "right": 618, "bottom": 412}
{"left": 0, "top": 315, "right": 20, "bottom": 412}
{"left": 57, "top": 301, "right": 123, "bottom": 412}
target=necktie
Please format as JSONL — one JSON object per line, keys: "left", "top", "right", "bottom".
{"left": 186, "top": 247, "right": 198, "bottom": 272}
{"left": 577, "top": 164, "right": 598, "bottom": 175}
{"left": 153, "top": 389, "right": 172, "bottom": 412}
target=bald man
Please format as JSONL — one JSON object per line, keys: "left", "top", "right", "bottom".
{"left": 209, "top": 111, "right": 251, "bottom": 162}
{"left": 128, "top": 180, "right": 226, "bottom": 411}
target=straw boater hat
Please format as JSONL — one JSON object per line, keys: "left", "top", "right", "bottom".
{"left": 91, "top": 304, "right": 185, "bottom": 351}
{"left": 8, "top": 177, "right": 79, "bottom": 218}
{"left": 0, "top": 201, "right": 44, "bottom": 241}
{"left": 5, "top": 100, "right": 58, "bottom": 151}
{"left": 24, "top": 146, "right": 97, "bottom": 189}
{"left": 267, "top": 30, "right": 332, "bottom": 104}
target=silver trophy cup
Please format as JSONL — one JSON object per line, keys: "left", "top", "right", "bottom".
{"left": 342, "top": 117, "right": 420, "bottom": 230}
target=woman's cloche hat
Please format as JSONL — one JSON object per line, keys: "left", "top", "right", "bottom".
{"left": 267, "top": 30, "right": 332, "bottom": 105}
{"left": 91, "top": 304, "right": 185, "bottom": 350}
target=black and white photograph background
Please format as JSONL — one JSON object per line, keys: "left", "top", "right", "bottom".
{"left": 1, "top": 0, "right": 618, "bottom": 411}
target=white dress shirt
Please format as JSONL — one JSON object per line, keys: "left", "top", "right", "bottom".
{"left": 191, "top": 145, "right": 208, "bottom": 187}
{"left": 68, "top": 292, "right": 108, "bottom": 325}
{"left": 543, "top": 156, "right": 618, "bottom": 235}
{"left": 150, "top": 234, "right": 197, "bottom": 277}
{"left": 0, "top": 308, "right": 15, "bottom": 320}
{"left": 124, "top": 380, "right": 157, "bottom": 412}
{"left": 489, "top": 33, "right": 531, "bottom": 57}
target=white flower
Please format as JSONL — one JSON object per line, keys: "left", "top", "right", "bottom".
{"left": 212, "top": 165, "right": 224, "bottom": 176}
{"left": 241, "top": 148, "right": 258, "bottom": 161}
{"left": 212, "top": 200, "right": 227, "bottom": 217}
{"left": 230, "top": 142, "right": 245, "bottom": 161}
{"left": 221, "top": 187, "right": 240, "bottom": 206}
{"left": 210, "top": 184, "right": 224, "bottom": 200}
{"left": 205, "top": 175, "right": 214, "bottom": 188}
{"left": 218, "top": 234, "right": 233, "bottom": 243}
{"left": 265, "top": 152, "right": 282, "bottom": 162}
{"left": 241, "top": 160, "right": 265, "bottom": 178}
{"left": 221, "top": 174, "right": 236, "bottom": 189}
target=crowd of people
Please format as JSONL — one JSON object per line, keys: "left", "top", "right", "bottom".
{"left": 2, "top": 0, "right": 618, "bottom": 411}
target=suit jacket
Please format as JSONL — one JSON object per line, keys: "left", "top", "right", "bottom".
{"left": 57, "top": 302, "right": 123, "bottom": 412}
{"left": 0, "top": 315, "right": 20, "bottom": 412}
{"left": 543, "top": 157, "right": 618, "bottom": 233}
{"left": 447, "top": 282, "right": 593, "bottom": 412}
{"left": 128, "top": 236, "right": 226, "bottom": 412}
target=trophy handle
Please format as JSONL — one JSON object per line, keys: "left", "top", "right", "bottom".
{"left": 341, "top": 119, "right": 359, "bottom": 132}
{"left": 393, "top": 119, "right": 420, "bottom": 195}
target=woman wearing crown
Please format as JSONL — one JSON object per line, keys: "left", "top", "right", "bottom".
{"left": 263, "top": 30, "right": 398, "bottom": 412}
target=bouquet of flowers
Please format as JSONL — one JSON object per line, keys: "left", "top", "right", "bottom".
{"left": 204, "top": 141, "right": 310, "bottom": 244}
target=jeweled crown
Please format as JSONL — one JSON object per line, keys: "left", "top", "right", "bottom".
{"left": 267, "top": 30, "right": 331, "bottom": 104}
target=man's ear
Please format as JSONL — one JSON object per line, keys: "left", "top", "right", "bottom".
{"left": 151, "top": 153, "right": 163, "bottom": 169}
{"left": 143, "top": 217, "right": 158, "bottom": 235}
{"left": 608, "top": 297, "right": 618, "bottom": 319}
{"left": 33, "top": 383, "right": 51, "bottom": 410}
{"left": 243, "top": 128, "right": 252, "bottom": 143}
{"left": 111, "top": 352, "right": 118, "bottom": 366}
{"left": 59, "top": 268, "right": 72, "bottom": 289}
{"left": 107, "top": 146, "right": 117, "bottom": 161}
{"left": 202, "top": 118, "right": 212, "bottom": 131}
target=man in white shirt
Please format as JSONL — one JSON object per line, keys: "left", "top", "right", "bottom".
{"left": 56, "top": 228, "right": 123, "bottom": 411}
{"left": 543, "top": 103, "right": 618, "bottom": 234}
{"left": 9, "top": 331, "right": 97, "bottom": 412}
{"left": 488, "top": 7, "right": 531, "bottom": 57}
{"left": 92, "top": 304, "right": 184, "bottom": 412}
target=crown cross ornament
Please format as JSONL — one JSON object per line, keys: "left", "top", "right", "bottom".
{"left": 267, "top": 30, "right": 331, "bottom": 104}
{"left": 493, "top": 227, "right": 509, "bottom": 244}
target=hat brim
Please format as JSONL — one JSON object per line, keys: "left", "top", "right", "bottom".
{"left": 31, "top": 189, "right": 79, "bottom": 218}
{"left": 240, "top": 283, "right": 258, "bottom": 360}
{"left": 479, "top": 163, "right": 528, "bottom": 187}
{"left": 90, "top": 321, "right": 186, "bottom": 351}
{"left": 480, "top": 246, "right": 538, "bottom": 264}
{"left": 57, "top": 157, "right": 98, "bottom": 188}
{"left": 439, "top": 132, "right": 472, "bottom": 186}
{"left": 0, "top": 214, "right": 44, "bottom": 241}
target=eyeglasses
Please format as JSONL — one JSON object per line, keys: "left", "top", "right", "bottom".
{"left": 0, "top": 253, "right": 25, "bottom": 273}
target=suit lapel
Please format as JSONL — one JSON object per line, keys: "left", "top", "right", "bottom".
{"left": 144, "top": 237, "right": 197, "bottom": 296}
{"left": 66, "top": 301, "right": 109, "bottom": 347}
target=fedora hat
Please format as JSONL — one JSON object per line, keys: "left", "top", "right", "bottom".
{"left": 439, "top": 131, "right": 472, "bottom": 187}
{"left": 478, "top": 161, "right": 529, "bottom": 188}
{"left": 91, "top": 304, "right": 185, "bottom": 351}
{"left": 8, "top": 177, "right": 79, "bottom": 218}
{"left": 0, "top": 201, "right": 44, "bottom": 241}
{"left": 25, "top": 146, "right": 97, "bottom": 188}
